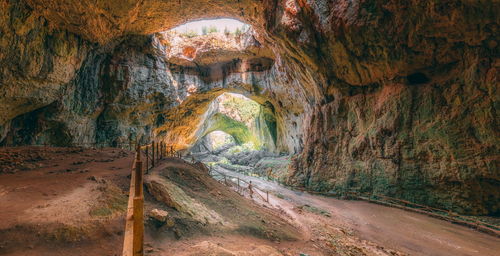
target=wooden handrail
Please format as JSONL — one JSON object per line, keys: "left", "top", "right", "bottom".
{"left": 122, "top": 142, "right": 182, "bottom": 255}
{"left": 208, "top": 165, "right": 499, "bottom": 237}
{"left": 122, "top": 147, "right": 144, "bottom": 256}
{"left": 209, "top": 166, "right": 270, "bottom": 203}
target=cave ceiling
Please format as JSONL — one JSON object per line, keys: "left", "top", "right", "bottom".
{"left": 26, "top": 0, "right": 266, "bottom": 44}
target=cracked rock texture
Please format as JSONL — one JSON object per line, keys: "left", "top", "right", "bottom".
{"left": 0, "top": 0, "right": 498, "bottom": 215}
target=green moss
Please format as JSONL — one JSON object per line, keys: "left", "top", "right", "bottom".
{"left": 90, "top": 207, "right": 113, "bottom": 217}
{"left": 258, "top": 104, "right": 278, "bottom": 146}
{"left": 204, "top": 113, "right": 259, "bottom": 146}
{"left": 221, "top": 95, "right": 260, "bottom": 124}
{"left": 89, "top": 184, "right": 128, "bottom": 217}
{"left": 300, "top": 205, "right": 331, "bottom": 217}
{"left": 50, "top": 225, "right": 90, "bottom": 242}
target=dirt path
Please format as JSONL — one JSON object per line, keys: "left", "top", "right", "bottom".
{"left": 0, "top": 146, "right": 134, "bottom": 256}
{"left": 213, "top": 165, "right": 500, "bottom": 256}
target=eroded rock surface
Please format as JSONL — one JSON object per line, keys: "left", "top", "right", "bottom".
{"left": 0, "top": 0, "right": 498, "bottom": 215}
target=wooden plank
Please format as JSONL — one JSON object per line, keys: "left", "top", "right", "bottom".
{"left": 122, "top": 158, "right": 137, "bottom": 256}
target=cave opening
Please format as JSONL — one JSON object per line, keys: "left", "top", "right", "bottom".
{"left": 169, "top": 18, "right": 250, "bottom": 37}
{"left": 187, "top": 92, "right": 283, "bottom": 172}
{"left": 155, "top": 17, "right": 279, "bottom": 160}
{"left": 196, "top": 130, "right": 236, "bottom": 153}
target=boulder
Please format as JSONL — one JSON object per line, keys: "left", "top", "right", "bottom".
{"left": 150, "top": 209, "right": 169, "bottom": 223}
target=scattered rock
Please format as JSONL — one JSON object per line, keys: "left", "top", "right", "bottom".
{"left": 150, "top": 209, "right": 169, "bottom": 223}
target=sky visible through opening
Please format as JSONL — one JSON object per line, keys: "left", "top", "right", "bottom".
{"left": 172, "top": 18, "right": 248, "bottom": 34}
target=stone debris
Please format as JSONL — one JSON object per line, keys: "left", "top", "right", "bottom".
{"left": 150, "top": 209, "right": 169, "bottom": 223}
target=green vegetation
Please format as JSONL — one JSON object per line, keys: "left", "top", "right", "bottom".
{"left": 206, "top": 131, "right": 235, "bottom": 151}
{"left": 299, "top": 204, "right": 331, "bottom": 217}
{"left": 226, "top": 142, "right": 258, "bottom": 154}
{"left": 51, "top": 225, "right": 90, "bottom": 242}
{"left": 221, "top": 94, "right": 260, "bottom": 125}
{"left": 199, "top": 93, "right": 277, "bottom": 154}
{"left": 89, "top": 183, "right": 127, "bottom": 217}
{"left": 197, "top": 24, "right": 250, "bottom": 37}
{"left": 201, "top": 25, "right": 219, "bottom": 35}
{"left": 254, "top": 156, "right": 290, "bottom": 181}
{"left": 204, "top": 113, "right": 257, "bottom": 145}
{"left": 234, "top": 27, "right": 242, "bottom": 36}
{"left": 181, "top": 29, "right": 199, "bottom": 38}
{"left": 275, "top": 193, "right": 285, "bottom": 199}
{"left": 208, "top": 25, "right": 218, "bottom": 33}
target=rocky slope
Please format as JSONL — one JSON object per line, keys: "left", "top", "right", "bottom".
{"left": 0, "top": 0, "right": 498, "bottom": 215}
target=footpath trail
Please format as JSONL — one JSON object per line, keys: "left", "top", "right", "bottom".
{"left": 213, "top": 165, "right": 500, "bottom": 256}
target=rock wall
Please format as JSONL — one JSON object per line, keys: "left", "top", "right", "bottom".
{"left": 0, "top": 0, "right": 90, "bottom": 142}
{"left": 275, "top": 0, "right": 499, "bottom": 215}
{"left": 2, "top": 32, "right": 292, "bottom": 151}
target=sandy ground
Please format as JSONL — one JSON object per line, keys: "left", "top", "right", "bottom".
{"left": 0, "top": 146, "right": 134, "bottom": 256}
{"left": 212, "top": 165, "right": 500, "bottom": 256}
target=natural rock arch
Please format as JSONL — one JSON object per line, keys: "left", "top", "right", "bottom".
{"left": 158, "top": 88, "right": 278, "bottom": 152}
{"left": 200, "top": 113, "right": 254, "bottom": 146}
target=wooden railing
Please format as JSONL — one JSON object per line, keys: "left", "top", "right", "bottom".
{"left": 207, "top": 165, "right": 499, "bottom": 238}
{"left": 208, "top": 166, "right": 270, "bottom": 203}
{"left": 122, "top": 146, "right": 144, "bottom": 256}
{"left": 349, "top": 191, "right": 500, "bottom": 237}
{"left": 139, "top": 142, "right": 181, "bottom": 174}
{"left": 122, "top": 141, "right": 180, "bottom": 256}
{"left": 261, "top": 178, "right": 500, "bottom": 238}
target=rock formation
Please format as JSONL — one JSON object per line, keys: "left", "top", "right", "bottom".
{"left": 0, "top": 0, "right": 498, "bottom": 215}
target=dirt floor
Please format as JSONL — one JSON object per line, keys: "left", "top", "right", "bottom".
{"left": 1, "top": 147, "right": 499, "bottom": 256}
{"left": 0, "top": 146, "right": 134, "bottom": 256}
{"left": 212, "top": 165, "right": 500, "bottom": 256}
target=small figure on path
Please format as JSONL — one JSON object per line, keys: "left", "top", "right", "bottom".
{"left": 248, "top": 181, "right": 253, "bottom": 198}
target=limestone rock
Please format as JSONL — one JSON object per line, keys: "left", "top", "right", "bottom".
{"left": 149, "top": 209, "right": 169, "bottom": 223}
{"left": 185, "top": 241, "right": 283, "bottom": 256}
{"left": 145, "top": 172, "right": 227, "bottom": 226}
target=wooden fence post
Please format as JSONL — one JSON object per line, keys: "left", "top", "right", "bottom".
{"left": 156, "top": 142, "right": 158, "bottom": 160}
{"left": 145, "top": 146, "right": 149, "bottom": 173}
{"left": 135, "top": 146, "right": 142, "bottom": 196}
{"left": 152, "top": 141, "right": 155, "bottom": 167}
{"left": 133, "top": 145, "right": 144, "bottom": 255}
